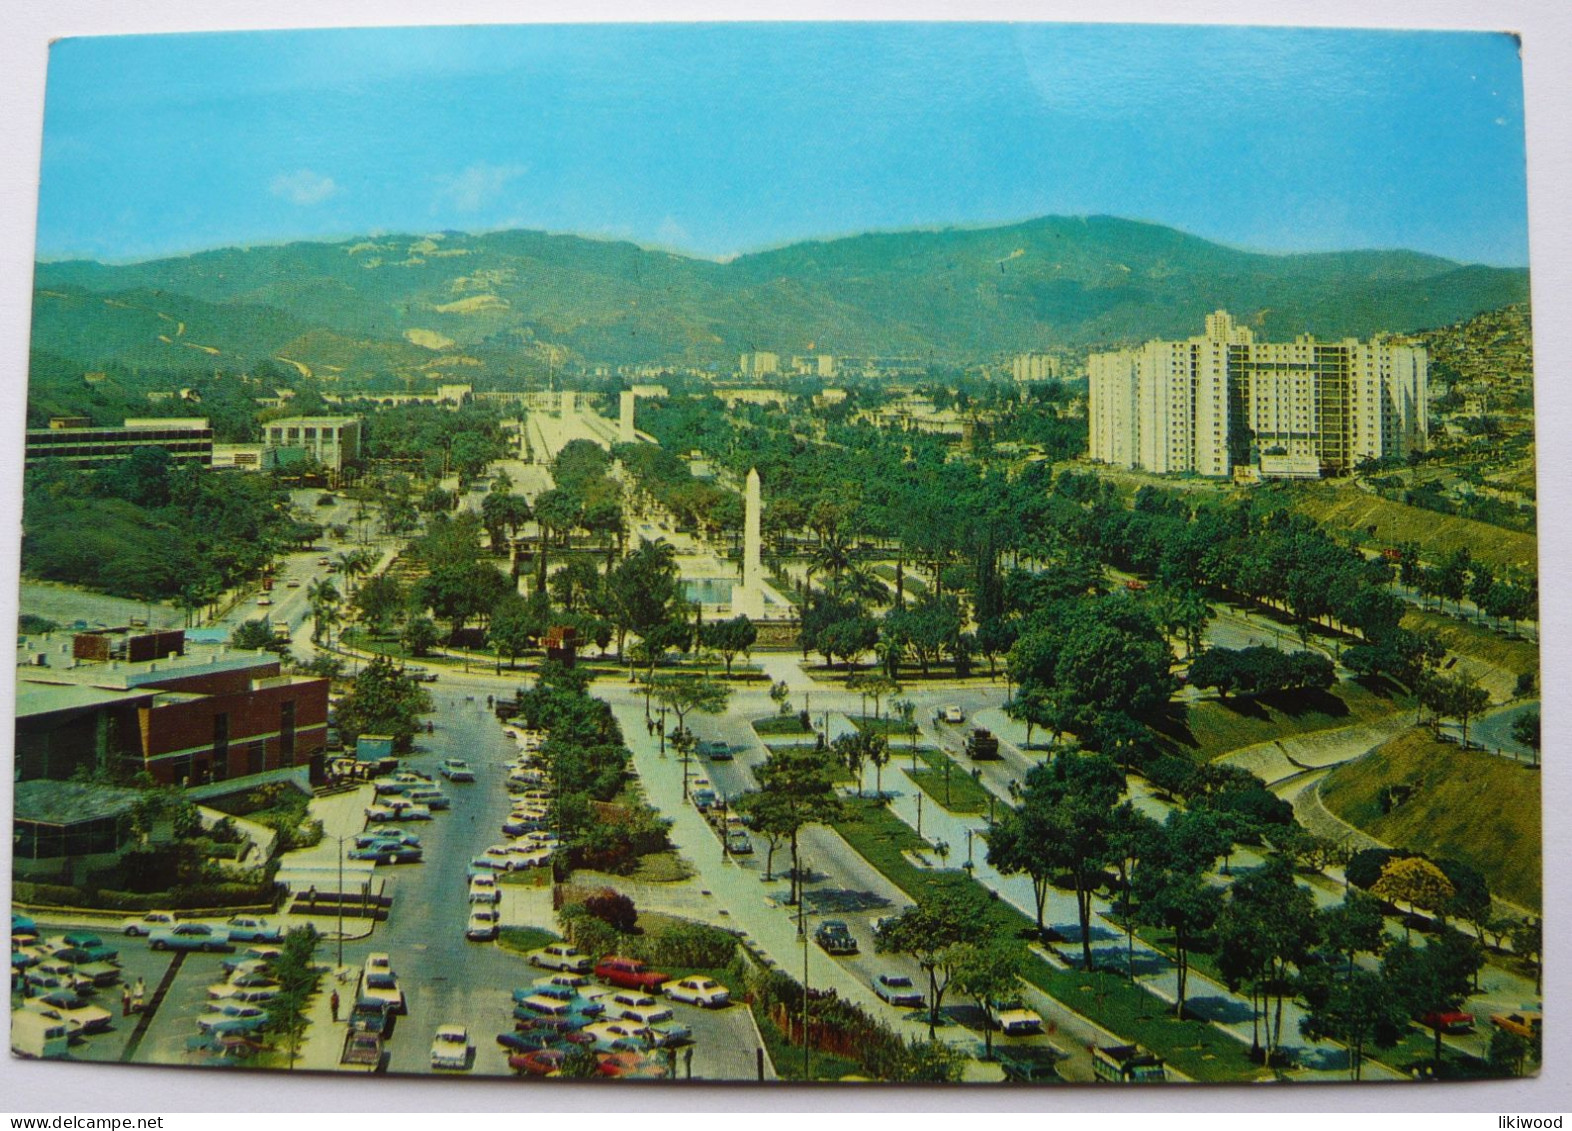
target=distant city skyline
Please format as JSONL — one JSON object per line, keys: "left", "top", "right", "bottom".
{"left": 36, "top": 23, "right": 1529, "bottom": 267}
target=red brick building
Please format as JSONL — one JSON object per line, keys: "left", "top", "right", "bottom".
{"left": 16, "top": 632, "right": 330, "bottom": 787}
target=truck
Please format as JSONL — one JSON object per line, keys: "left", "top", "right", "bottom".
{"left": 1092, "top": 1043, "right": 1167, "bottom": 1083}
{"left": 965, "top": 727, "right": 1001, "bottom": 760}
{"left": 356, "top": 734, "right": 396, "bottom": 763}
{"left": 340, "top": 1029, "right": 385, "bottom": 1072}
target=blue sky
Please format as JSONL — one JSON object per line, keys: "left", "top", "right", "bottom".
{"left": 36, "top": 22, "right": 1529, "bottom": 266}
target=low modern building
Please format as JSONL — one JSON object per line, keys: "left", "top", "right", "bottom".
{"left": 16, "top": 630, "right": 330, "bottom": 788}
{"left": 261, "top": 415, "right": 362, "bottom": 472}
{"left": 24, "top": 417, "right": 214, "bottom": 470}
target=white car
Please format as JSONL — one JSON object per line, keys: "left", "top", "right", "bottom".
{"left": 664, "top": 976, "right": 730, "bottom": 1008}
{"left": 24, "top": 992, "right": 114, "bottom": 1036}
{"left": 122, "top": 911, "right": 178, "bottom": 937}
{"left": 468, "top": 875, "right": 501, "bottom": 904}
{"left": 465, "top": 908, "right": 500, "bottom": 941}
{"left": 429, "top": 1025, "right": 473, "bottom": 1070}
{"left": 609, "top": 991, "right": 674, "bottom": 1025}
{"left": 528, "top": 943, "right": 592, "bottom": 974}
{"left": 995, "top": 1001, "right": 1044, "bottom": 1035}
{"left": 583, "top": 1020, "right": 669, "bottom": 1050}
{"left": 438, "top": 759, "right": 474, "bottom": 782}
{"left": 941, "top": 705, "right": 965, "bottom": 724}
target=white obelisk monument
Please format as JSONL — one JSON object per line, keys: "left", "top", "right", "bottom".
{"left": 619, "top": 391, "right": 636, "bottom": 444}
{"left": 734, "top": 467, "right": 764, "bottom": 618}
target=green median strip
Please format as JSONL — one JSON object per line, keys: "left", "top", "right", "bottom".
{"left": 829, "top": 798, "right": 1259, "bottom": 1083}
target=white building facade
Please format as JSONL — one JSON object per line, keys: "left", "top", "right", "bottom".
{"left": 1088, "top": 311, "right": 1427, "bottom": 478}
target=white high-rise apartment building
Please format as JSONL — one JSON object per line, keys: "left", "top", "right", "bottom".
{"left": 1088, "top": 311, "right": 1427, "bottom": 478}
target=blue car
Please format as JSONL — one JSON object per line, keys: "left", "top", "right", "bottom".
{"left": 150, "top": 923, "right": 231, "bottom": 952}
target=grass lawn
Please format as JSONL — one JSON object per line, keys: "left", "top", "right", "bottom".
{"left": 1290, "top": 487, "right": 1537, "bottom": 575}
{"left": 496, "top": 925, "right": 560, "bottom": 955}
{"left": 871, "top": 564, "right": 929, "bottom": 599}
{"left": 499, "top": 867, "right": 554, "bottom": 887}
{"left": 624, "top": 850, "right": 695, "bottom": 884}
{"left": 850, "top": 715, "right": 919, "bottom": 739}
{"left": 751, "top": 1001, "right": 861, "bottom": 1081}
{"left": 1149, "top": 679, "right": 1408, "bottom": 762}
{"left": 905, "top": 749, "right": 995, "bottom": 815}
{"left": 753, "top": 715, "right": 814, "bottom": 737}
{"left": 1320, "top": 727, "right": 1541, "bottom": 909}
{"left": 1399, "top": 608, "right": 1539, "bottom": 677}
{"left": 1019, "top": 964, "right": 1256, "bottom": 1083}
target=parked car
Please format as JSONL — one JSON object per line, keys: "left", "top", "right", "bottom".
{"left": 430, "top": 1025, "right": 473, "bottom": 1070}
{"left": 223, "top": 917, "right": 283, "bottom": 943}
{"left": 995, "top": 1001, "right": 1044, "bottom": 1035}
{"left": 664, "top": 976, "right": 730, "bottom": 1008}
{"left": 582, "top": 1020, "right": 670, "bottom": 1051}
{"left": 1421, "top": 1010, "right": 1476, "bottom": 1034}
{"left": 25, "top": 962, "right": 94, "bottom": 996}
{"left": 221, "top": 951, "right": 278, "bottom": 974}
{"left": 150, "top": 923, "right": 230, "bottom": 952}
{"left": 349, "top": 996, "right": 392, "bottom": 1036}
{"left": 12, "top": 913, "right": 39, "bottom": 942}
{"left": 691, "top": 788, "right": 718, "bottom": 812}
{"left": 405, "top": 788, "right": 450, "bottom": 811}
{"left": 361, "top": 844, "right": 424, "bottom": 865}
{"left": 873, "top": 974, "right": 925, "bottom": 1008}
{"left": 198, "top": 1008, "right": 270, "bottom": 1037}
{"left": 466, "top": 909, "right": 500, "bottom": 941}
{"left": 24, "top": 991, "right": 113, "bottom": 1035}
{"left": 206, "top": 978, "right": 281, "bottom": 1004}
{"left": 57, "top": 932, "right": 119, "bottom": 963}
{"left": 814, "top": 921, "right": 858, "bottom": 955}
{"left": 121, "top": 911, "right": 177, "bottom": 937}
{"left": 594, "top": 956, "right": 671, "bottom": 992}
{"left": 468, "top": 874, "right": 502, "bottom": 903}
{"left": 609, "top": 991, "right": 674, "bottom": 1025}
{"left": 528, "top": 943, "right": 593, "bottom": 974}
{"left": 364, "top": 825, "right": 421, "bottom": 845}
{"left": 509, "top": 1047, "right": 568, "bottom": 1076}
{"left": 725, "top": 831, "right": 754, "bottom": 855}
{"left": 438, "top": 759, "right": 475, "bottom": 782}
{"left": 361, "top": 971, "right": 406, "bottom": 1015}
{"left": 1491, "top": 1011, "right": 1542, "bottom": 1039}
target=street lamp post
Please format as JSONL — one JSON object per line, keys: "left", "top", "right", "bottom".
{"left": 966, "top": 828, "right": 974, "bottom": 868}
{"left": 798, "top": 861, "right": 811, "bottom": 1081}
{"left": 916, "top": 792, "right": 923, "bottom": 838}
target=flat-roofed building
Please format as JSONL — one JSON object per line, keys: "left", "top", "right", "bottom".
{"left": 262, "top": 415, "right": 362, "bottom": 472}
{"left": 25, "top": 417, "right": 213, "bottom": 470}
{"left": 16, "top": 631, "right": 330, "bottom": 787}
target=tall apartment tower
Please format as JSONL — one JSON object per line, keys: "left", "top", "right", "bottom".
{"left": 1088, "top": 311, "right": 1427, "bottom": 478}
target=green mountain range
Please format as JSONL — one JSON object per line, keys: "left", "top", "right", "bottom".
{"left": 31, "top": 215, "right": 1529, "bottom": 378}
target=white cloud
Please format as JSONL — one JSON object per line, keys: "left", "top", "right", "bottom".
{"left": 435, "top": 163, "right": 526, "bottom": 214}
{"left": 270, "top": 169, "right": 337, "bottom": 206}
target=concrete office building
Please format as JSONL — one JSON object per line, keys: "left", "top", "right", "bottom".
{"left": 1088, "top": 311, "right": 1427, "bottom": 478}
{"left": 262, "top": 415, "right": 362, "bottom": 472}
{"left": 25, "top": 417, "right": 214, "bottom": 470}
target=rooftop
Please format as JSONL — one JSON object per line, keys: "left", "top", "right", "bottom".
{"left": 14, "top": 779, "right": 143, "bottom": 826}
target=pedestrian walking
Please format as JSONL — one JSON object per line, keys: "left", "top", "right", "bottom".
{"left": 133, "top": 976, "right": 146, "bottom": 1014}
{"left": 121, "top": 984, "right": 132, "bottom": 1017}
{"left": 330, "top": 990, "right": 340, "bottom": 1021}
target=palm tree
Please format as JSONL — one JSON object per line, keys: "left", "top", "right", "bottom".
{"left": 306, "top": 578, "right": 341, "bottom": 645}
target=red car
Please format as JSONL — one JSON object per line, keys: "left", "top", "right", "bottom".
{"left": 1421, "top": 1010, "right": 1475, "bottom": 1034}
{"left": 596, "top": 1051, "right": 668, "bottom": 1079}
{"left": 509, "top": 1048, "right": 567, "bottom": 1076}
{"left": 593, "top": 956, "right": 671, "bottom": 993}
